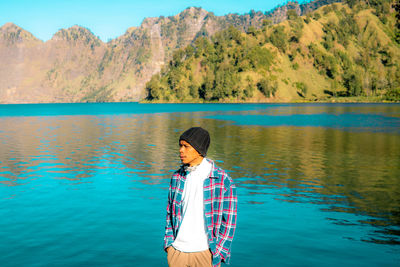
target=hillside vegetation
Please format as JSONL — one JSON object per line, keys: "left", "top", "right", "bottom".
{"left": 145, "top": 0, "right": 400, "bottom": 102}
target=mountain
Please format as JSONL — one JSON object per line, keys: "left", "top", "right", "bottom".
{"left": 1, "top": 0, "right": 397, "bottom": 103}
{"left": 0, "top": 24, "right": 107, "bottom": 103}
{"left": 145, "top": 0, "right": 400, "bottom": 102}
{"left": 1, "top": 6, "right": 273, "bottom": 103}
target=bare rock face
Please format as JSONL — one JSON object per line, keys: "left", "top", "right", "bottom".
{"left": 0, "top": 23, "right": 46, "bottom": 103}
{"left": 0, "top": 1, "right": 340, "bottom": 103}
{"left": 300, "top": 0, "right": 342, "bottom": 14}
{"left": 43, "top": 26, "right": 107, "bottom": 102}
{"left": 266, "top": 2, "right": 302, "bottom": 24}
{"left": 265, "top": 0, "right": 342, "bottom": 24}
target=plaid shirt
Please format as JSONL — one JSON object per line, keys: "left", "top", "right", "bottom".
{"left": 164, "top": 159, "right": 238, "bottom": 266}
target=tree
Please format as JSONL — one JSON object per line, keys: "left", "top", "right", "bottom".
{"left": 323, "top": 32, "right": 334, "bottom": 50}
{"left": 343, "top": 69, "right": 363, "bottom": 96}
{"left": 262, "top": 19, "right": 272, "bottom": 31}
{"left": 189, "top": 84, "right": 199, "bottom": 99}
{"left": 287, "top": 9, "right": 298, "bottom": 20}
{"left": 168, "top": 69, "right": 181, "bottom": 89}
{"left": 294, "top": 82, "right": 308, "bottom": 97}
{"left": 289, "top": 20, "right": 303, "bottom": 43}
{"left": 244, "top": 76, "right": 255, "bottom": 98}
{"left": 171, "top": 49, "right": 185, "bottom": 67}
{"left": 269, "top": 26, "right": 287, "bottom": 52}
{"left": 146, "top": 75, "right": 163, "bottom": 100}
{"left": 200, "top": 69, "right": 215, "bottom": 100}
{"left": 257, "top": 78, "right": 277, "bottom": 97}
{"left": 185, "top": 45, "right": 195, "bottom": 58}
{"left": 394, "top": 0, "right": 400, "bottom": 43}
{"left": 247, "top": 26, "right": 257, "bottom": 36}
{"left": 345, "top": 0, "right": 359, "bottom": 8}
{"left": 247, "top": 47, "right": 273, "bottom": 69}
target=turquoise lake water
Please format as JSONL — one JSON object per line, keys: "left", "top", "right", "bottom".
{"left": 0, "top": 103, "right": 399, "bottom": 266}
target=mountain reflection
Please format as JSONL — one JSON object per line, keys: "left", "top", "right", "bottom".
{"left": 0, "top": 106, "right": 399, "bottom": 245}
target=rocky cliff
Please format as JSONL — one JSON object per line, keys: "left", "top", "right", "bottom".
{"left": 266, "top": 0, "right": 342, "bottom": 23}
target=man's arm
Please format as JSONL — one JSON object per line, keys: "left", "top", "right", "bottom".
{"left": 215, "top": 179, "right": 237, "bottom": 262}
{"left": 164, "top": 180, "right": 175, "bottom": 251}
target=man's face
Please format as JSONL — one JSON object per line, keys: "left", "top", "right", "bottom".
{"left": 179, "top": 140, "right": 202, "bottom": 166}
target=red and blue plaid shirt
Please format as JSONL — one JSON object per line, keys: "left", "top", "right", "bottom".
{"left": 164, "top": 159, "right": 238, "bottom": 266}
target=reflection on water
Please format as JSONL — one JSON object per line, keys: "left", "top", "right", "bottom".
{"left": 0, "top": 103, "right": 399, "bottom": 266}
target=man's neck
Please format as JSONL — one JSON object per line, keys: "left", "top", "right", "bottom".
{"left": 189, "top": 156, "right": 204, "bottom": 167}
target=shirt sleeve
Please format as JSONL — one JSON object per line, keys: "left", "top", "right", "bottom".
{"left": 215, "top": 178, "right": 237, "bottom": 262}
{"left": 164, "top": 180, "right": 175, "bottom": 251}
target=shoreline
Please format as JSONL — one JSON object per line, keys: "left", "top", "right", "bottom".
{"left": 1, "top": 97, "right": 399, "bottom": 105}
{"left": 140, "top": 97, "right": 400, "bottom": 104}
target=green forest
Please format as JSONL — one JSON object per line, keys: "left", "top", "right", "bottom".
{"left": 145, "top": 0, "right": 400, "bottom": 102}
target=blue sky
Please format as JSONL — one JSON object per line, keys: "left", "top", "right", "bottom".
{"left": 0, "top": 0, "right": 288, "bottom": 42}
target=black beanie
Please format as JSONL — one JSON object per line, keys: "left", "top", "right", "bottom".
{"left": 179, "top": 127, "right": 210, "bottom": 157}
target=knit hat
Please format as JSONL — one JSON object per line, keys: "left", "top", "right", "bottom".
{"left": 179, "top": 127, "right": 210, "bottom": 157}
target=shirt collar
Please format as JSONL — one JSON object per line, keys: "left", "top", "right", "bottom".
{"left": 206, "top": 158, "right": 220, "bottom": 179}
{"left": 184, "top": 157, "right": 207, "bottom": 173}
{"left": 180, "top": 158, "right": 218, "bottom": 178}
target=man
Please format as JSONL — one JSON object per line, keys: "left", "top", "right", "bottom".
{"left": 164, "top": 127, "right": 237, "bottom": 267}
